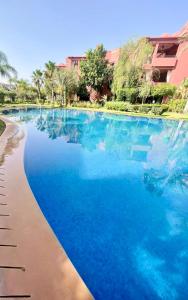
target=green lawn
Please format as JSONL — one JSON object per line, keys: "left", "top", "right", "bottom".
{"left": 0, "top": 119, "right": 6, "bottom": 136}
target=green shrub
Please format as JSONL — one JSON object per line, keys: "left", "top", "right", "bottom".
{"left": 168, "top": 99, "right": 187, "bottom": 113}
{"left": 104, "top": 101, "right": 130, "bottom": 111}
{"left": 71, "top": 101, "right": 102, "bottom": 109}
{"left": 116, "top": 87, "right": 138, "bottom": 103}
{"left": 129, "top": 104, "right": 168, "bottom": 115}
{"left": 138, "top": 105, "right": 151, "bottom": 114}
{"left": 71, "top": 100, "right": 169, "bottom": 116}
{"left": 0, "top": 88, "right": 6, "bottom": 103}
{"left": 138, "top": 82, "right": 153, "bottom": 104}
{"left": 151, "top": 105, "right": 169, "bottom": 115}
{"left": 151, "top": 83, "right": 176, "bottom": 99}
{"left": 131, "top": 105, "right": 140, "bottom": 112}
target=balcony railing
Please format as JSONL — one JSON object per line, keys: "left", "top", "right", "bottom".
{"left": 151, "top": 56, "right": 177, "bottom": 68}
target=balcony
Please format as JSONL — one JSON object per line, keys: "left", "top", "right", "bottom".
{"left": 151, "top": 56, "right": 177, "bottom": 69}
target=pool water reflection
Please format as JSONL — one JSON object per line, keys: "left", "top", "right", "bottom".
{"left": 6, "top": 108, "right": 188, "bottom": 300}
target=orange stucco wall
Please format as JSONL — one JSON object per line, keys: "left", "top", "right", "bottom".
{"left": 170, "top": 41, "right": 188, "bottom": 85}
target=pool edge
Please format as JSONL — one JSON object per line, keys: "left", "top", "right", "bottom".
{"left": 0, "top": 116, "right": 93, "bottom": 300}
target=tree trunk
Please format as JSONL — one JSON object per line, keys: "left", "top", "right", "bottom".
{"left": 51, "top": 88, "right": 54, "bottom": 104}
{"left": 142, "top": 97, "right": 146, "bottom": 105}
{"left": 183, "top": 100, "right": 188, "bottom": 113}
{"left": 37, "top": 86, "right": 41, "bottom": 101}
{"left": 64, "top": 88, "right": 67, "bottom": 106}
{"left": 87, "top": 87, "right": 101, "bottom": 102}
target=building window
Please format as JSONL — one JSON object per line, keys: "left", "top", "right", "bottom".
{"left": 157, "top": 43, "right": 179, "bottom": 57}
{"left": 72, "top": 60, "right": 78, "bottom": 68}
{"left": 152, "top": 69, "right": 168, "bottom": 82}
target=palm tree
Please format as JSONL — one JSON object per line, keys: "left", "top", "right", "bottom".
{"left": 16, "top": 79, "right": 30, "bottom": 102}
{"left": 0, "top": 51, "right": 17, "bottom": 79}
{"left": 44, "top": 61, "right": 56, "bottom": 103}
{"left": 55, "top": 68, "right": 78, "bottom": 105}
{"left": 32, "top": 69, "right": 43, "bottom": 100}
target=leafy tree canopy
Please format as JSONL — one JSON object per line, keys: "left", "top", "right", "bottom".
{"left": 32, "top": 69, "right": 44, "bottom": 100}
{"left": 54, "top": 68, "right": 78, "bottom": 104}
{"left": 112, "top": 38, "right": 153, "bottom": 94}
{"left": 80, "top": 44, "right": 112, "bottom": 93}
{"left": 0, "top": 50, "right": 17, "bottom": 79}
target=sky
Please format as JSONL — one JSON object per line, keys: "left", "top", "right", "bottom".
{"left": 1, "top": 0, "right": 188, "bottom": 81}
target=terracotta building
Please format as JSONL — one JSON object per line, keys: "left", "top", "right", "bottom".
{"left": 57, "top": 49, "right": 120, "bottom": 74}
{"left": 145, "top": 22, "right": 188, "bottom": 85}
{"left": 57, "top": 22, "right": 188, "bottom": 87}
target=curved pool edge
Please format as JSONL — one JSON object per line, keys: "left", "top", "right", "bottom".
{"left": 0, "top": 116, "right": 93, "bottom": 300}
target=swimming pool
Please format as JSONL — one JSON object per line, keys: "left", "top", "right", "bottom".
{"left": 5, "top": 108, "right": 188, "bottom": 300}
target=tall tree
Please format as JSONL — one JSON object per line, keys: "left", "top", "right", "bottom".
{"left": 44, "top": 61, "right": 56, "bottom": 103}
{"left": 177, "top": 78, "right": 188, "bottom": 113}
{"left": 0, "top": 51, "right": 17, "bottom": 79}
{"left": 16, "top": 79, "right": 32, "bottom": 102}
{"left": 112, "top": 38, "right": 153, "bottom": 94}
{"left": 55, "top": 68, "right": 78, "bottom": 105}
{"left": 32, "top": 69, "right": 43, "bottom": 100}
{"left": 80, "top": 44, "right": 112, "bottom": 101}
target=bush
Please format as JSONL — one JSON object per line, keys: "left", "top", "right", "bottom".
{"left": 168, "top": 99, "right": 187, "bottom": 113}
{"left": 71, "top": 101, "right": 102, "bottom": 109}
{"left": 151, "top": 83, "right": 176, "bottom": 99}
{"left": 129, "top": 104, "right": 169, "bottom": 115}
{"left": 77, "top": 82, "right": 89, "bottom": 101}
{"left": 104, "top": 101, "right": 130, "bottom": 111}
{"left": 151, "top": 105, "right": 169, "bottom": 115}
{"left": 138, "top": 105, "right": 151, "bottom": 114}
{"left": 71, "top": 100, "right": 169, "bottom": 116}
{"left": 138, "top": 82, "right": 153, "bottom": 104}
{"left": 131, "top": 105, "right": 140, "bottom": 112}
{"left": 116, "top": 87, "right": 138, "bottom": 103}
{"left": 0, "top": 88, "right": 6, "bottom": 103}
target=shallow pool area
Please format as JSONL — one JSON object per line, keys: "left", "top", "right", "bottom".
{"left": 5, "top": 108, "right": 188, "bottom": 300}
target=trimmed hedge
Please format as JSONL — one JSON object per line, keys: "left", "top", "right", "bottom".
{"left": 168, "top": 99, "right": 186, "bottom": 113}
{"left": 71, "top": 101, "right": 102, "bottom": 109}
{"left": 71, "top": 99, "right": 187, "bottom": 115}
{"left": 130, "top": 104, "right": 169, "bottom": 115}
{"left": 151, "top": 105, "right": 169, "bottom": 115}
{"left": 104, "top": 101, "right": 130, "bottom": 111}
{"left": 151, "top": 83, "right": 176, "bottom": 98}
{"left": 115, "top": 84, "right": 177, "bottom": 104}
{"left": 104, "top": 102, "right": 169, "bottom": 115}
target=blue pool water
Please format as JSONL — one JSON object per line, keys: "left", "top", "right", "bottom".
{"left": 5, "top": 108, "right": 188, "bottom": 300}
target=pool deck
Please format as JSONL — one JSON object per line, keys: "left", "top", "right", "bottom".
{"left": 0, "top": 117, "right": 93, "bottom": 299}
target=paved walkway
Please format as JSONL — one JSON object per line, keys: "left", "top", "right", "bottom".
{"left": 0, "top": 118, "right": 93, "bottom": 300}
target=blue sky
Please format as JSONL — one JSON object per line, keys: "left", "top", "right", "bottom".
{"left": 1, "top": 0, "right": 188, "bottom": 80}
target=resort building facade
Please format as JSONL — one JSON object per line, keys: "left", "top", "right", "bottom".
{"left": 57, "top": 48, "right": 120, "bottom": 74}
{"left": 57, "top": 22, "right": 188, "bottom": 86}
{"left": 144, "top": 22, "right": 188, "bottom": 85}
